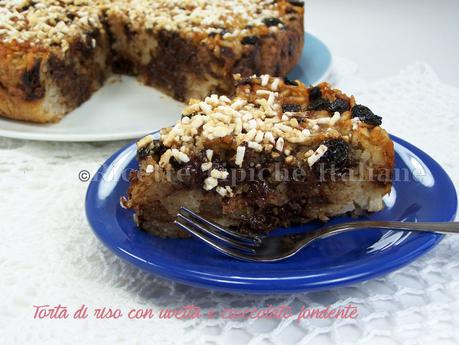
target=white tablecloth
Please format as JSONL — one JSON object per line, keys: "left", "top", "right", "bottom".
{"left": 1, "top": 60, "right": 458, "bottom": 345}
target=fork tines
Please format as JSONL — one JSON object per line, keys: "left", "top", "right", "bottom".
{"left": 174, "top": 207, "right": 262, "bottom": 255}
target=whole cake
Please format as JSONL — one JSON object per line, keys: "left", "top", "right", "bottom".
{"left": 0, "top": 0, "right": 304, "bottom": 123}
{"left": 124, "top": 76, "right": 395, "bottom": 237}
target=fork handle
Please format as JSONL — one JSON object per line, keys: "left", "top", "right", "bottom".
{"left": 317, "top": 221, "right": 459, "bottom": 239}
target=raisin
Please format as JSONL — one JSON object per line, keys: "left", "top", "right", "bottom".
{"left": 241, "top": 36, "right": 259, "bottom": 45}
{"left": 283, "top": 77, "right": 298, "bottom": 86}
{"left": 66, "top": 11, "right": 76, "bottom": 20}
{"left": 316, "top": 139, "right": 350, "bottom": 173}
{"left": 328, "top": 98, "right": 350, "bottom": 114}
{"left": 179, "top": 157, "right": 206, "bottom": 187}
{"left": 282, "top": 104, "right": 301, "bottom": 112}
{"left": 248, "top": 180, "right": 271, "bottom": 201}
{"left": 137, "top": 146, "right": 151, "bottom": 159}
{"left": 137, "top": 140, "right": 167, "bottom": 159}
{"left": 309, "top": 86, "right": 322, "bottom": 100}
{"left": 288, "top": 0, "right": 304, "bottom": 7}
{"left": 351, "top": 105, "right": 382, "bottom": 126}
{"left": 307, "top": 98, "right": 330, "bottom": 111}
{"left": 152, "top": 142, "right": 168, "bottom": 157}
{"left": 262, "top": 17, "right": 283, "bottom": 27}
{"left": 246, "top": 214, "right": 268, "bottom": 232}
{"left": 169, "top": 157, "right": 182, "bottom": 170}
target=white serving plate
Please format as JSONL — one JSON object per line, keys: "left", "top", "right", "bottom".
{"left": 0, "top": 33, "right": 332, "bottom": 142}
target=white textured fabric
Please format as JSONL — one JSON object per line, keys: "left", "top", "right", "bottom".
{"left": 1, "top": 61, "right": 459, "bottom": 345}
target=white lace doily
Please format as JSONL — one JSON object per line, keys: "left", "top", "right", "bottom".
{"left": 1, "top": 60, "right": 458, "bottom": 345}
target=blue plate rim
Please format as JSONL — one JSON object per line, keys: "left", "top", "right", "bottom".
{"left": 300, "top": 32, "right": 333, "bottom": 85}
{"left": 85, "top": 136, "right": 457, "bottom": 294}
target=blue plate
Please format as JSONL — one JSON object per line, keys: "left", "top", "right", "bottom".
{"left": 288, "top": 32, "right": 333, "bottom": 85}
{"left": 86, "top": 135, "right": 457, "bottom": 294}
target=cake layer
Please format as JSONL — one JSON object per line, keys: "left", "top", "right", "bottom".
{"left": 124, "top": 76, "right": 395, "bottom": 237}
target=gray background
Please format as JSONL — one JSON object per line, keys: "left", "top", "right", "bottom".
{"left": 310, "top": 0, "right": 459, "bottom": 86}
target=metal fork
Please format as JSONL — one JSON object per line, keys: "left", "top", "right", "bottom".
{"left": 174, "top": 207, "right": 459, "bottom": 262}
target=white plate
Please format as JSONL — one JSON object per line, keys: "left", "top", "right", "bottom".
{"left": 0, "top": 33, "right": 332, "bottom": 142}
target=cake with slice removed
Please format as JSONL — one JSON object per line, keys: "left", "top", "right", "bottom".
{"left": 0, "top": 0, "right": 304, "bottom": 123}
{"left": 123, "top": 75, "right": 394, "bottom": 237}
